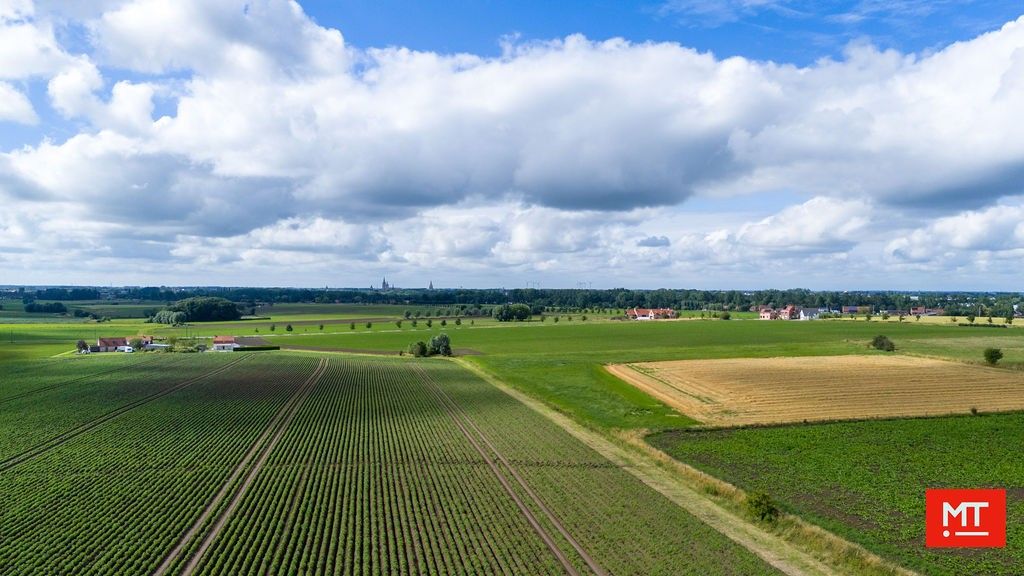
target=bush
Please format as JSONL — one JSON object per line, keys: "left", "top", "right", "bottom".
{"left": 407, "top": 341, "right": 428, "bottom": 357}
{"left": 720, "top": 311, "right": 731, "bottom": 320}
{"left": 233, "top": 345, "right": 280, "bottom": 351}
{"left": 871, "top": 335, "right": 895, "bottom": 352}
{"left": 366, "top": 322, "right": 372, "bottom": 329}
{"left": 286, "top": 324, "right": 293, "bottom": 332}
{"left": 350, "top": 322, "right": 355, "bottom": 330}
{"left": 984, "top": 348, "right": 1004, "bottom": 365}
{"left": 746, "top": 492, "right": 779, "bottom": 523}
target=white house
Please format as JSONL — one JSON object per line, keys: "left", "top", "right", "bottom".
{"left": 211, "top": 336, "right": 240, "bottom": 351}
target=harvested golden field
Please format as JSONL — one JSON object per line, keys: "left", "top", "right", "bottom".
{"left": 608, "top": 355, "right": 1024, "bottom": 426}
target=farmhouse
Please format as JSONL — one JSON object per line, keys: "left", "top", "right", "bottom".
{"left": 842, "top": 305, "right": 872, "bottom": 314}
{"left": 211, "top": 336, "right": 240, "bottom": 351}
{"left": 910, "top": 306, "right": 945, "bottom": 316}
{"left": 777, "top": 305, "right": 799, "bottom": 320}
{"left": 759, "top": 309, "right": 776, "bottom": 320}
{"left": 626, "top": 307, "right": 677, "bottom": 320}
{"left": 94, "top": 337, "right": 128, "bottom": 352}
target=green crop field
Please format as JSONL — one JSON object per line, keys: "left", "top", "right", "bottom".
{"left": 648, "top": 414, "right": 1024, "bottom": 576}
{"left": 0, "top": 351, "right": 779, "bottom": 575}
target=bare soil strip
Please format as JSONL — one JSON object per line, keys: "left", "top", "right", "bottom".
{"left": 172, "top": 358, "right": 328, "bottom": 576}
{"left": 609, "top": 355, "right": 1024, "bottom": 426}
{"left": 0, "top": 354, "right": 169, "bottom": 405}
{"left": 454, "top": 359, "right": 851, "bottom": 576}
{"left": 416, "top": 365, "right": 605, "bottom": 576}
{"left": 0, "top": 355, "right": 251, "bottom": 472}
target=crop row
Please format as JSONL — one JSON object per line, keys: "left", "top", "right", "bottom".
{"left": 193, "top": 357, "right": 778, "bottom": 576}
{"left": 191, "top": 358, "right": 566, "bottom": 576}
{"left": 425, "top": 362, "right": 780, "bottom": 575}
{"left": 0, "top": 353, "right": 157, "bottom": 402}
{"left": 0, "top": 354, "right": 230, "bottom": 462}
{"left": 0, "top": 354, "right": 319, "bottom": 575}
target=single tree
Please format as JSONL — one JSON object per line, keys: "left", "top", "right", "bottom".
{"left": 454, "top": 318, "right": 462, "bottom": 326}
{"left": 1007, "top": 316, "right": 1014, "bottom": 325}
{"left": 426, "top": 319, "right": 433, "bottom": 328}
{"left": 319, "top": 324, "right": 324, "bottom": 331}
{"left": 270, "top": 324, "right": 276, "bottom": 332}
{"left": 966, "top": 314, "right": 976, "bottom": 324}
{"left": 350, "top": 322, "right": 355, "bottom": 330}
{"left": 428, "top": 333, "right": 452, "bottom": 357}
{"left": 395, "top": 320, "right": 402, "bottom": 329}
{"left": 76, "top": 339, "right": 88, "bottom": 352}
{"left": 365, "top": 322, "right": 372, "bottom": 329}
{"left": 286, "top": 324, "right": 293, "bottom": 332}
{"left": 440, "top": 319, "right": 447, "bottom": 327}
{"left": 984, "top": 348, "right": 1004, "bottom": 365}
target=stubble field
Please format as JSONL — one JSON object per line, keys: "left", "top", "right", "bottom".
{"left": 610, "top": 355, "right": 1024, "bottom": 426}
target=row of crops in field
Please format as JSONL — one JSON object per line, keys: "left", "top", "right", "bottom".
{"left": 0, "top": 354, "right": 238, "bottom": 463}
{"left": 185, "top": 357, "right": 778, "bottom": 576}
{"left": 0, "top": 353, "right": 155, "bottom": 401}
{"left": 0, "top": 354, "right": 319, "bottom": 574}
{"left": 648, "top": 414, "right": 1024, "bottom": 576}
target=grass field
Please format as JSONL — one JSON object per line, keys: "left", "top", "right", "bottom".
{"left": 648, "top": 413, "right": 1024, "bottom": 576}
{"left": 0, "top": 352, "right": 780, "bottom": 575}
{"left": 611, "top": 355, "right": 1024, "bottom": 426}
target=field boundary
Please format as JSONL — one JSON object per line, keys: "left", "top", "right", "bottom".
{"left": 0, "top": 355, "right": 251, "bottom": 472}
{"left": 456, "top": 358, "right": 869, "bottom": 576}
{"left": 167, "top": 357, "right": 328, "bottom": 576}
{"left": 416, "top": 364, "right": 605, "bottom": 576}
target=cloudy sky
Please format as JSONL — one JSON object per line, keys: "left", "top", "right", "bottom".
{"left": 1, "top": 1, "right": 1023, "bottom": 290}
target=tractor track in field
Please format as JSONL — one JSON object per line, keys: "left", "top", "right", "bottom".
{"left": 0, "top": 354, "right": 172, "bottom": 405}
{"left": 162, "top": 357, "right": 328, "bottom": 576}
{"left": 415, "top": 365, "right": 606, "bottom": 576}
{"left": 0, "top": 355, "right": 251, "bottom": 473}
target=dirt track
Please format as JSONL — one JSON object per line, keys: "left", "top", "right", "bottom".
{"left": 608, "top": 355, "right": 1024, "bottom": 426}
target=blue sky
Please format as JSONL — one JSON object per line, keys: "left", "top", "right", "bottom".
{"left": 307, "top": 0, "right": 1023, "bottom": 63}
{"left": 1, "top": 1, "right": 1023, "bottom": 290}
